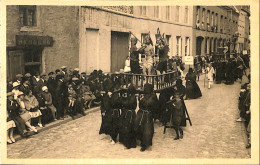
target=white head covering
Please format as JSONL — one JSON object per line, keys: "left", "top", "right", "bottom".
{"left": 42, "top": 86, "right": 48, "bottom": 91}
{"left": 12, "top": 82, "right": 19, "bottom": 88}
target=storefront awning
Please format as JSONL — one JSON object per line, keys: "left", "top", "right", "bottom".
{"left": 16, "top": 35, "right": 54, "bottom": 47}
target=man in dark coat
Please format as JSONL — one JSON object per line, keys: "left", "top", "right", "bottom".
{"left": 47, "top": 72, "right": 57, "bottom": 99}
{"left": 31, "top": 72, "right": 43, "bottom": 96}
{"left": 40, "top": 73, "right": 48, "bottom": 86}
{"left": 80, "top": 72, "right": 87, "bottom": 83}
{"left": 55, "top": 73, "right": 66, "bottom": 120}
{"left": 61, "top": 66, "right": 71, "bottom": 83}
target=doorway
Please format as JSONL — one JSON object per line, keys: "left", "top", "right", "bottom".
{"left": 111, "top": 31, "right": 129, "bottom": 73}
{"left": 196, "top": 36, "right": 204, "bottom": 56}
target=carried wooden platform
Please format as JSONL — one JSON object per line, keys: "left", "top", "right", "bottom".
{"left": 111, "top": 71, "right": 180, "bottom": 93}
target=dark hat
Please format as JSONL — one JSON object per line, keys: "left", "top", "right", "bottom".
{"left": 127, "top": 84, "right": 136, "bottom": 94}
{"left": 144, "top": 83, "right": 153, "bottom": 94}
{"left": 98, "top": 70, "right": 103, "bottom": 74}
{"left": 176, "top": 79, "right": 183, "bottom": 87}
{"left": 81, "top": 72, "right": 86, "bottom": 75}
{"left": 55, "top": 69, "right": 61, "bottom": 73}
{"left": 188, "top": 68, "right": 193, "bottom": 73}
{"left": 56, "top": 73, "right": 64, "bottom": 79}
{"left": 48, "top": 72, "right": 54, "bottom": 76}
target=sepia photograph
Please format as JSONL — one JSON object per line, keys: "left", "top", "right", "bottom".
{"left": 1, "top": 1, "right": 259, "bottom": 164}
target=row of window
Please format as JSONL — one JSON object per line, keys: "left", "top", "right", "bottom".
{"left": 140, "top": 6, "right": 189, "bottom": 24}
{"left": 196, "top": 7, "right": 238, "bottom": 34}
{"left": 140, "top": 33, "right": 190, "bottom": 56}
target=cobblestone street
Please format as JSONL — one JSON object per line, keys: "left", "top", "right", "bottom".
{"left": 7, "top": 79, "right": 250, "bottom": 159}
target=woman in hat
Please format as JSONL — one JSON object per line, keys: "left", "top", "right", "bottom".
{"left": 12, "top": 82, "right": 20, "bottom": 100}
{"left": 171, "top": 79, "right": 187, "bottom": 140}
{"left": 16, "top": 91, "right": 38, "bottom": 133}
{"left": 7, "top": 92, "right": 28, "bottom": 139}
{"left": 135, "top": 83, "right": 158, "bottom": 151}
{"left": 24, "top": 90, "right": 43, "bottom": 127}
{"left": 185, "top": 68, "right": 202, "bottom": 99}
{"left": 119, "top": 84, "right": 137, "bottom": 149}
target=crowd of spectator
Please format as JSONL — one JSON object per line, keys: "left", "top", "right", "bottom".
{"left": 237, "top": 74, "right": 251, "bottom": 149}
{"left": 6, "top": 66, "right": 108, "bottom": 144}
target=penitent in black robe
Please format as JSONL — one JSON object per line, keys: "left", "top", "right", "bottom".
{"left": 135, "top": 93, "right": 158, "bottom": 149}
{"left": 119, "top": 93, "right": 137, "bottom": 149}
{"left": 185, "top": 72, "right": 202, "bottom": 99}
{"left": 99, "top": 93, "right": 112, "bottom": 135}
{"left": 110, "top": 90, "right": 122, "bottom": 142}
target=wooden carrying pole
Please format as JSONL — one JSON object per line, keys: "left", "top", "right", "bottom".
{"left": 129, "top": 31, "right": 142, "bottom": 44}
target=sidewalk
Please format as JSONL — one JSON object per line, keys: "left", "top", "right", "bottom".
{"left": 12, "top": 106, "right": 100, "bottom": 143}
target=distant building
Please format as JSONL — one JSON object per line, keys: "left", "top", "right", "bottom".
{"left": 193, "top": 6, "right": 240, "bottom": 56}
{"left": 234, "top": 6, "right": 250, "bottom": 53}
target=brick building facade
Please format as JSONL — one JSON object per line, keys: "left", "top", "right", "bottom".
{"left": 6, "top": 6, "right": 79, "bottom": 80}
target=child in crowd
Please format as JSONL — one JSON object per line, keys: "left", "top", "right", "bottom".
{"left": 41, "top": 86, "right": 57, "bottom": 121}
